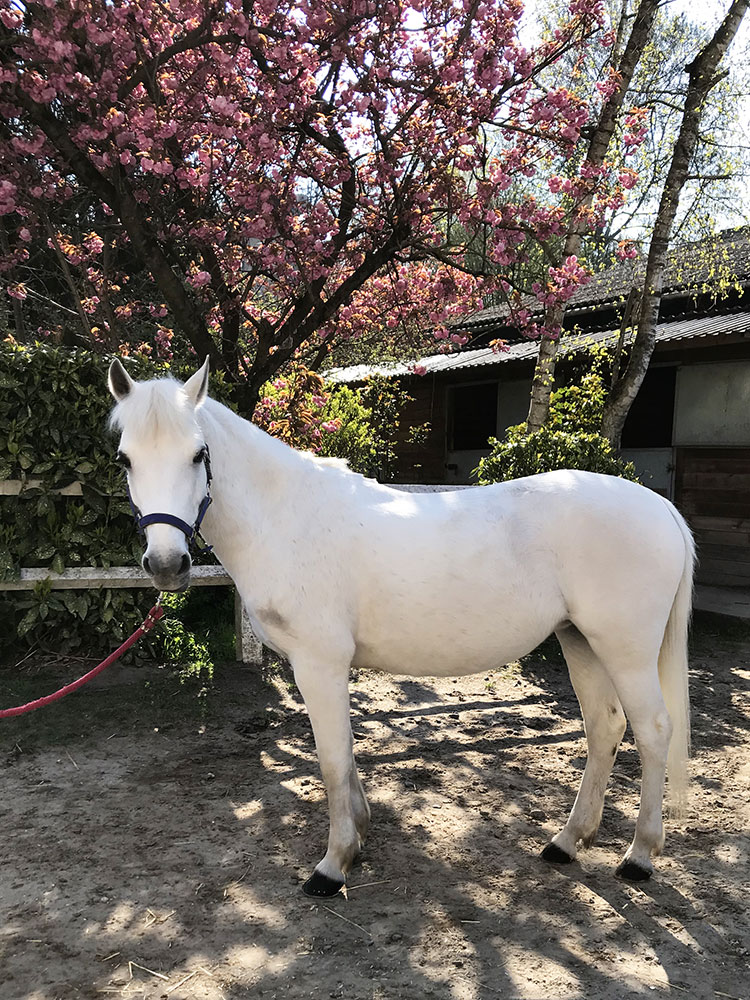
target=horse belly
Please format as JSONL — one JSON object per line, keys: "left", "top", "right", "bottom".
{"left": 349, "top": 504, "right": 566, "bottom": 677}
{"left": 351, "top": 596, "right": 563, "bottom": 678}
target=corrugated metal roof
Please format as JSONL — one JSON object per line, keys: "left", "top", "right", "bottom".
{"left": 454, "top": 228, "right": 750, "bottom": 331}
{"left": 326, "top": 311, "right": 750, "bottom": 384}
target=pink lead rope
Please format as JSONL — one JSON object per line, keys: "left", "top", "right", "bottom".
{"left": 0, "top": 602, "right": 165, "bottom": 719}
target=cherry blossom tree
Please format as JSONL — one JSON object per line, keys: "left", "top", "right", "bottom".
{"left": 1, "top": 0, "right": 633, "bottom": 412}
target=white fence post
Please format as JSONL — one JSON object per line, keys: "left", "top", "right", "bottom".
{"left": 233, "top": 591, "right": 264, "bottom": 664}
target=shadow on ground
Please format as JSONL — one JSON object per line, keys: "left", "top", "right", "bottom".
{"left": 1, "top": 612, "right": 748, "bottom": 999}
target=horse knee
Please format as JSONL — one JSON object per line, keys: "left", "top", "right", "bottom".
{"left": 611, "top": 704, "right": 627, "bottom": 739}
{"left": 592, "top": 701, "right": 626, "bottom": 740}
{"left": 582, "top": 702, "right": 626, "bottom": 761}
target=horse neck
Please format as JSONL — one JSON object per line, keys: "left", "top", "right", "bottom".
{"left": 196, "top": 398, "right": 304, "bottom": 546}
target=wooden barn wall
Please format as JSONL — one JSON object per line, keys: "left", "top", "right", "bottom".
{"left": 393, "top": 375, "right": 447, "bottom": 483}
{"left": 675, "top": 447, "right": 750, "bottom": 586}
{"left": 392, "top": 361, "right": 536, "bottom": 483}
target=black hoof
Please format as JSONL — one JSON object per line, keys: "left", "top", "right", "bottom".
{"left": 302, "top": 870, "right": 346, "bottom": 898}
{"left": 616, "top": 859, "right": 652, "bottom": 882}
{"left": 541, "top": 842, "right": 574, "bottom": 865}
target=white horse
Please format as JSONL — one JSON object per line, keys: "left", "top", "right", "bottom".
{"left": 108, "top": 358, "right": 694, "bottom": 897}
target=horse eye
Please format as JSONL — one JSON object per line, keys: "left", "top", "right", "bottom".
{"left": 192, "top": 447, "right": 206, "bottom": 465}
{"left": 116, "top": 451, "right": 131, "bottom": 470}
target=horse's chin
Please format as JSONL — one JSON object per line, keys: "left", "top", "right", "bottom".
{"left": 150, "top": 574, "right": 190, "bottom": 593}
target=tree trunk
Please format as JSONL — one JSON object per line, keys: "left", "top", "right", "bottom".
{"left": 601, "top": 0, "right": 750, "bottom": 446}
{"left": 526, "top": 0, "right": 661, "bottom": 433}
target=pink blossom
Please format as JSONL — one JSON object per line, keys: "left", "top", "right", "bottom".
{"left": 0, "top": 7, "right": 22, "bottom": 28}
{"left": 616, "top": 240, "right": 639, "bottom": 261}
{"left": 84, "top": 232, "right": 104, "bottom": 255}
{"left": 189, "top": 271, "right": 212, "bottom": 288}
{"left": 155, "top": 325, "right": 174, "bottom": 359}
{"left": 0, "top": 0, "right": 645, "bottom": 380}
{"left": 0, "top": 180, "right": 18, "bottom": 216}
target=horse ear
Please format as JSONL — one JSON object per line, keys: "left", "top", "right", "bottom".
{"left": 108, "top": 358, "right": 134, "bottom": 401}
{"left": 184, "top": 356, "right": 210, "bottom": 409}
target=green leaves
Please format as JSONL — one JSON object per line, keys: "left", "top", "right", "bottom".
{"left": 476, "top": 425, "right": 640, "bottom": 485}
{"left": 17, "top": 607, "right": 40, "bottom": 638}
{"left": 0, "top": 344, "right": 233, "bottom": 673}
{"left": 319, "top": 376, "right": 415, "bottom": 482}
{"left": 61, "top": 591, "right": 89, "bottom": 620}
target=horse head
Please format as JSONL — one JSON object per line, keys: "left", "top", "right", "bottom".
{"left": 108, "top": 358, "right": 212, "bottom": 592}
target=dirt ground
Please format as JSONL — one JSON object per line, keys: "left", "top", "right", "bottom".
{"left": 1, "top": 611, "right": 749, "bottom": 1000}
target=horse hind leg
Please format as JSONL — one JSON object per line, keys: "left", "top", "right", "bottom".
{"left": 542, "top": 624, "right": 627, "bottom": 865}
{"left": 583, "top": 630, "right": 674, "bottom": 881}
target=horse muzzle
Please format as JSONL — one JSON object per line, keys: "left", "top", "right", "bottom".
{"left": 142, "top": 551, "right": 192, "bottom": 592}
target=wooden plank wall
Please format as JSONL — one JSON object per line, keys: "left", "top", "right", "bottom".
{"left": 675, "top": 447, "right": 750, "bottom": 586}
{"left": 392, "top": 377, "right": 447, "bottom": 483}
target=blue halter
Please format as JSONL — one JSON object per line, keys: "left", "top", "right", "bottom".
{"left": 126, "top": 445, "right": 214, "bottom": 556}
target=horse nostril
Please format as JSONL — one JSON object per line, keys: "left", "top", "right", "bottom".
{"left": 142, "top": 551, "right": 189, "bottom": 581}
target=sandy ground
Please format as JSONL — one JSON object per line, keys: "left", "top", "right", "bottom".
{"left": 1, "top": 612, "right": 749, "bottom": 1000}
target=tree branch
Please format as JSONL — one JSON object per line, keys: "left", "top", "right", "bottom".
{"left": 11, "top": 84, "right": 226, "bottom": 373}
{"left": 602, "top": 0, "right": 750, "bottom": 445}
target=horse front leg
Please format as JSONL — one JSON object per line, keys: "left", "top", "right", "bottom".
{"left": 291, "top": 652, "right": 370, "bottom": 898}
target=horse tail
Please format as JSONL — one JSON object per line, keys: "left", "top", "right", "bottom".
{"left": 658, "top": 498, "right": 695, "bottom": 816}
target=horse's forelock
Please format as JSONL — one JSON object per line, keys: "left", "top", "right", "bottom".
{"left": 108, "top": 378, "right": 199, "bottom": 443}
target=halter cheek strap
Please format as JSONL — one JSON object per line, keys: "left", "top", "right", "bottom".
{"left": 126, "top": 446, "right": 214, "bottom": 556}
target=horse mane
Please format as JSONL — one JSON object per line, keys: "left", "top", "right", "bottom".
{"left": 108, "top": 377, "right": 201, "bottom": 442}
{"left": 304, "top": 453, "right": 352, "bottom": 473}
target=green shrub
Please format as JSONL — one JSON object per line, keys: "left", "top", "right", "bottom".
{"left": 476, "top": 341, "right": 638, "bottom": 485}
{"left": 257, "top": 370, "right": 415, "bottom": 481}
{"left": 345, "top": 375, "right": 415, "bottom": 482}
{"left": 476, "top": 423, "right": 639, "bottom": 484}
{"left": 152, "top": 589, "right": 235, "bottom": 686}
{"left": 547, "top": 361, "right": 609, "bottom": 433}
{"left": 318, "top": 384, "right": 378, "bottom": 474}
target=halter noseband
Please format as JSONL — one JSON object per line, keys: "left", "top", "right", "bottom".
{"left": 126, "top": 444, "right": 214, "bottom": 556}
